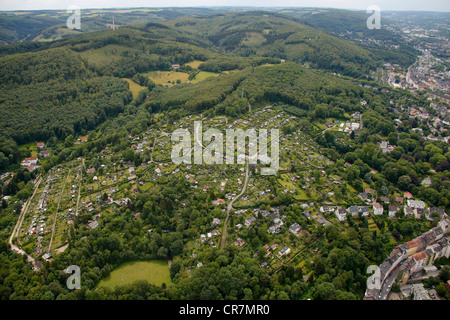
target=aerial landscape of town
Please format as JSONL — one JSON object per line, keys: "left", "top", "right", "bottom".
{"left": 0, "top": 1, "right": 449, "bottom": 311}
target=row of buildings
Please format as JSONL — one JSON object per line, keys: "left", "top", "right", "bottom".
{"left": 364, "top": 218, "right": 450, "bottom": 300}
{"left": 323, "top": 199, "right": 445, "bottom": 222}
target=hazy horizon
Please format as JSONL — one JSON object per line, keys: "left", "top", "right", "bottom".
{"left": 1, "top": 1, "right": 449, "bottom": 12}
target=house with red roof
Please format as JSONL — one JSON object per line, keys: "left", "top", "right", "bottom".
{"left": 404, "top": 192, "right": 413, "bottom": 199}
{"left": 21, "top": 157, "right": 38, "bottom": 167}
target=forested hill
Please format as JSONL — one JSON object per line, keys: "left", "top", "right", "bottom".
{"left": 0, "top": 7, "right": 222, "bottom": 45}
{"left": 1, "top": 11, "right": 383, "bottom": 77}
{"left": 277, "top": 9, "right": 419, "bottom": 68}
{"left": 164, "top": 11, "right": 380, "bottom": 78}
{"left": 143, "top": 62, "right": 363, "bottom": 118}
{"left": 0, "top": 47, "right": 132, "bottom": 144}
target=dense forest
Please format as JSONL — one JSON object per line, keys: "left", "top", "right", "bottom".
{"left": 165, "top": 11, "right": 380, "bottom": 78}
{"left": 0, "top": 47, "right": 132, "bottom": 168}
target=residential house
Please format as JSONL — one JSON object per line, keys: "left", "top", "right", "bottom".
{"left": 335, "top": 208, "right": 347, "bottom": 221}
{"left": 319, "top": 205, "right": 335, "bottom": 213}
{"left": 407, "top": 200, "right": 426, "bottom": 210}
{"left": 347, "top": 206, "right": 359, "bottom": 217}
{"left": 21, "top": 157, "right": 38, "bottom": 167}
{"left": 278, "top": 246, "right": 291, "bottom": 257}
{"left": 39, "top": 150, "right": 50, "bottom": 158}
{"left": 87, "top": 220, "right": 99, "bottom": 229}
{"left": 388, "top": 205, "right": 400, "bottom": 218}
{"left": 213, "top": 199, "right": 225, "bottom": 206}
{"left": 42, "top": 253, "right": 52, "bottom": 261}
{"left": 421, "top": 177, "right": 432, "bottom": 186}
{"left": 381, "top": 197, "right": 390, "bottom": 204}
{"left": 211, "top": 218, "right": 221, "bottom": 227}
{"left": 426, "top": 207, "right": 446, "bottom": 221}
{"left": 27, "top": 165, "right": 38, "bottom": 172}
{"left": 404, "top": 206, "right": 414, "bottom": 217}
{"left": 358, "top": 192, "right": 368, "bottom": 202}
{"left": 268, "top": 218, "right": 284, "bottom": 234}
{"left": 245, "top": 215, "right": 256, "bottom": 228}
{"left": 404, "top": 192, "right": 413, "bottom": 199}
{"left": 373, "top": 202, "right": 384, "bottom": 216}
{"left": 302, "top": 212, "right": 311, "bottom": 220}
{"left": 395, "top": 196, "right": 404, "bottom": 204}
{"left": 289, "top": 223, "right": 301, "bottom": 235}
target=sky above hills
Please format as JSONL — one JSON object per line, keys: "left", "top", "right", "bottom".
{"left": 1, "top": 0, "right": 450, "bottom": 11}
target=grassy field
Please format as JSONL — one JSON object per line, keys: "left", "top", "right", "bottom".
{"left": 191, "top": 71, "right": 221, "bottom": 83}
{"left": 19, "top": 142, "right": 38, "bottom": 157}
{"left": 79, "top": 44, "right": 127, "bottom": 66}
{"left": 123, "top": 78, "right": 147, "bottom": 99}
{"left": 97, "top": 260, "right": 171, "bottom": 289}
{"left": 185, "top": 60, "right": 204, "bottom": 69}
{"left": 145, "top": 71, "right": 190, "bottom": 85}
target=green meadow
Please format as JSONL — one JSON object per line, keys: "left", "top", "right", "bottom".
{"left": 97, "top": 260, "right": 171, "bottom": 289}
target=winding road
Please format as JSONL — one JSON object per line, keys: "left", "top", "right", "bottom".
{"left": 220, "top": 159, "right": 249, "bottom": 250}
{"left": 9, "top": 175, "right": 42, "bottom": 270}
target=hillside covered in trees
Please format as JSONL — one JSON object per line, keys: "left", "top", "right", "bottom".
{"left": 0, "top": 10, "right": 391, "bottom": 161}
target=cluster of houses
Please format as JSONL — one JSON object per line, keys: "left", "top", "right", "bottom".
{"left": 392, "top": 100, "right": 449, "bottom": 145}
{"left": 19, "top": 142, "right": 51, "bottom": 172}
{"left": 339, "top": 121, "right": 360, "bottom": 134}
{"left": 21, "top": 157, "right": 38, "bottom": 172}
{"left": 38, "top": 142, "right": 50, "bottom": 158}
{"left": 405, "top": 50, "right": 449, "bottom": 96}
{"left": 379, "top": 140, "right": 396, "bottom": 154}
{"left": 257, "top": 243, "right": 292, "bottom": 269}
{"left": 321, "top": 190, "right": 446, "bottom": 222}
{"left": 199, "top": 218, "right": 222, "bottom": 247}
{"left": 365, "top": 218, "right": 450, "bottom": 300}
{"left": 242, "top": 207, "right": 301, "bottom": 236}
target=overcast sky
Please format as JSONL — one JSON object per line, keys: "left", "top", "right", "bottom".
{"left": 1, "top": 0, "right": 449, "bottom": 12}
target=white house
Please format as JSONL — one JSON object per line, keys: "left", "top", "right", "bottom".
{"left": 373, "top": 202, "right": 384, "bottom": 216}
{"left": 407, "top": 200, "right": 426, "bottom": 209}
{"left": 335, "top": 208, "right": 347, "bottom": 221}
{"left": 388, "top": 205, "right": 400, "bottom": 218}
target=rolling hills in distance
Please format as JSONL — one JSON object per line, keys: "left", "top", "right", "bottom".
{"left": 0, "top": 10, "right": 394, "bottom": 149}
